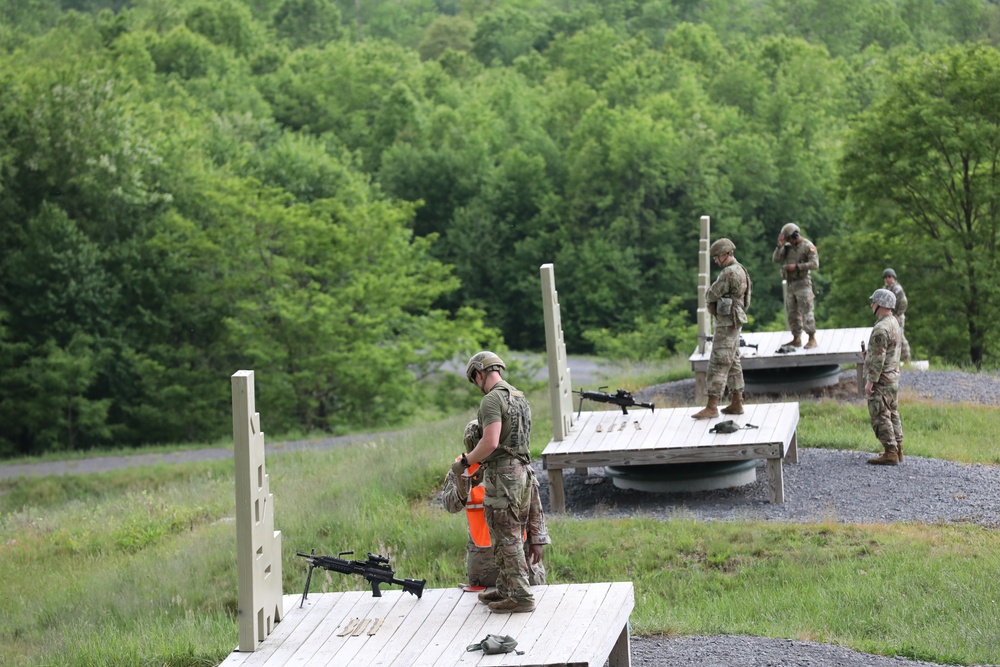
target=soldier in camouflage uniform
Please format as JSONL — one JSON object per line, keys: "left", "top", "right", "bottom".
{"left": 693, "top": 238, "right": 752, "bottom": 419}
{"left": 882, "top": 268, "right": 910, "bottom": 363}
{"left": 862, "top": 289, "right": 904, "bottom": 465}
{"left": 772, "top": 223, "right": 820, "bottom": 349}
{"left": 453, "top": 352, "right": 538, "bottom": 613}
{"left": 442, "top": 419, "right": 549, "bottom": 588}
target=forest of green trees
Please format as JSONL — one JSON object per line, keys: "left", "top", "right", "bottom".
{"left": 2, "top": 0, "right": 1000, "bottom": 456}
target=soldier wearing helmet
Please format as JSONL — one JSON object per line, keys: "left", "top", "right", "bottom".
{"left": 862, "top": 289, "right": 904, "bottom": 465}
{"left": 694, "top": 238, "right": 753, "bottom": 419}
{"left": 882, "top": 268, "right": 910, "bottom": 363}
{"left": 441, "top": 419, "right": 550, "bottom": 591}
{"left": 772, "top": 222, "right": 820, "bottom": 349}
{"left": 456, "top": 351, "right": 539, "bottom": 612}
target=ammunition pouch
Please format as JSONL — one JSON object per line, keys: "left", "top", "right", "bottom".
{"left": 717, "top": 297, "right": 733, "bottom": 316}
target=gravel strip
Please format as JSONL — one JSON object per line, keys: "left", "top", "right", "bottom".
{"left": 554, "top": 370, "right": 1000, "bottom": 667}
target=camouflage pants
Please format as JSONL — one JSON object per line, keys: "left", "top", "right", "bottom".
{"left": 466, "top": 541, "right": 546, "bottom": 588}
{"left": 785, "top": 280, "right": 816, "bottom": 336}
{"left": 483, "top": 462, "right": 534, "bottom": 603}
{"left": 707, "top": 325, "right": 744, "bottom": 398}
{"left": 867, "top": 383, "right": 903, "bottom": 450}
{"left": 895, "top": 313, "right": 911, "bottom": 362}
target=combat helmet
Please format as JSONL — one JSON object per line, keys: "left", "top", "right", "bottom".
{"left": 463, "top": 420, "right": 481, "bottom": 452}
{"left": 781, "top": 223, "right": 801, "bottom": 237}
{"left": 466, "top": 351, "right": 505, "bottom": 383}
{"left": 883, "top": 268, "right": 896, "bottom": 279}
{"left": 869, "top": 288, "right": 896, "bottom": 310}
{"left": 710, "top": 238, "right": 736, "bottom": 257}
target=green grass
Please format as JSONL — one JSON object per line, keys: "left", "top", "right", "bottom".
{"left": 2, "top": 375, "right": 1000, "bottom": 666}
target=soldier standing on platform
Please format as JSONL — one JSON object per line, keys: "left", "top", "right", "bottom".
{"left": 862, "top": 289, "right": 904, "bottom": 465}
{"left": 882, "top": 268, "right": 910, "bottom": 363}
{"left": 773, "top": 223, "right": 820, "bottom": 349}
{"left": 693, "top": 238, "right": 752, "bottom": 420}
{"left": 442, "top": 419, "right": 549, "bottom": 590}
{"left": 454, "top": 351, "right": 538, "bottom": 613}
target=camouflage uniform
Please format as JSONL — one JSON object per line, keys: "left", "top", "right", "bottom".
{"left": 705, "top": 259, "right": 752, "bottom": 399}
{"left": 887, "top": 281, "right": 910, "bottom": 362}
{"left": 477, "top": 380, "right": 536, "bottom": 605}
{"left": 865, "top": 312, "right": 904, "bottom": 454}
{"left": 441, "top": 467, "right": 549, "bottom": 587}
{"left": 772, "top": 236, "right": 819, "bottom": 337}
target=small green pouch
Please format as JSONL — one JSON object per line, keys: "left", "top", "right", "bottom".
{"left": 466, "top": 634, "right": 524, "bottom": 655}
{"left": 710, "top": 419, "right": 740, "bottom": 433}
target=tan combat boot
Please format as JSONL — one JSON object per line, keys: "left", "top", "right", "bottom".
{"left": 478, "top": 589, "right": 504, "bottom": 603}
{"left": 867, "top": 445, "right": 899, "bottom": 466}
{"left": 691, "top": 396, "right": 720, "bottom": 420}
{"left": 720, "top": 391, "right": 744, "bottom": 415}
{"left": 783, "top": 333, "right": 802, "bottom": 347}
{"left": 804, "top": 333, "right": 818, "bottom": 349}
{"left": 488, "top": 598, "right": 536, "bottom": 613}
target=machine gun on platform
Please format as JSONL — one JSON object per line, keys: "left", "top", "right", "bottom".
{"left": 699, "top": 334, "right": 759, "bottom": 350}
{"left": 296, "top": 550, "right": 425, "bottom": 607}
{"left": 573, "top": 387, "right": 655, "bottom": 416}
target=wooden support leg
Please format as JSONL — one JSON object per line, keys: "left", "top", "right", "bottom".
{"left": 608, "top": 623, "right": 632, "bottom": 667}
{"left": 549, "top": 467, "right": 566, "bottom": 513}
{"left": 856, "top": 363, "right": 864, "bottom": 396}
{"left": 766, "top": 458, "right": 785, "bottom": 504}
{"left": 787, "top": 430, "right": 798, "bottom": 464}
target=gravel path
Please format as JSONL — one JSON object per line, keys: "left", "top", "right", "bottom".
{"left": 570, "top": 370, "right": 1000, "bottom": 666}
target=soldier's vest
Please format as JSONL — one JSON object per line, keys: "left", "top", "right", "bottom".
{"left": 483, "top": 383, "right": 532, "bottom": 465}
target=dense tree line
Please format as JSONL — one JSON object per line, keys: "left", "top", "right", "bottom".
{"left": 2, "top": 0, "right": 999, "bottom": 455}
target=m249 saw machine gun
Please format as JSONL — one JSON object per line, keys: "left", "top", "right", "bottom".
{"left": 296, "top": 550, "right": 425, "bottom": 607}
{"left": 573, "top": 387, "right": 655, "bottom": 416}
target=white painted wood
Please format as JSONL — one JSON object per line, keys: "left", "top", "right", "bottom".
{"left": 217, "top": 585, "right": 633, "bottom": 667}
{"left": 689, "top": 327, "right": 874, "bottom": 371}
{"left": 540, "top": 263, "right": 574, "bottom": 442}
{"left": 543, "top": 403, "right": 799, "bottom": 510}
{"left": 232, "top": 371, "right": 284, "bottom": 652}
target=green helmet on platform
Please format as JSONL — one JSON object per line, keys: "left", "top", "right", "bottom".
{"left": 466, "top": 351, "right": 505, "bottom": 383}
{"left": 883, "top": 268, "right": 896, "bottom": 279}
{"left": 710, "top": 238, "right": 736, "bottom": 257}
{"left": 870, "top": 288, "right": 896, "bottom": 310}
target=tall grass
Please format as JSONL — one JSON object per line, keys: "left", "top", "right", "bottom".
{"left": 2, "top": 388, "right": 999, "bottom": 665}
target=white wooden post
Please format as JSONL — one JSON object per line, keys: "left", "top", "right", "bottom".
{"left": 232, "top": 370, "right": 283, "bottom": 652}
{"left": 540, "top": 263, "right": 574, "bottom": 441}
{"left": 696, "top": 216, "right": 712, "bottom": 399}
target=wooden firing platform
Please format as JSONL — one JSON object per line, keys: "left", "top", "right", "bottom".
{"left": 219, "top": 583, "right": 634, "bottom": 667}
{"left": 542, "top": 403, "right": 799, "bottom": 513}
{"left": 690, "top": 327, "right": 873, "bottom": 371}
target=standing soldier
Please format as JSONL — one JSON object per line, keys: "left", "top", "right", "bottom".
{"left": 454, "top": 352, "right": 538, "bottom": 613}
{"left": 442, "top": 419, "right": 549, "bottom": 590}
{"left": 772, "top": 223, "right": 820, "bottom": 349}
{"left": 882, "top": 268, "right": 910, "bottom": 363}
{"left": 862, "top": 289, "right": 904, "bottom": 465}
{"left": 693, "top": 238, "right": 752, "bottom": 419}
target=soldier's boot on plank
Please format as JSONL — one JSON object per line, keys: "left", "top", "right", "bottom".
{"left": 867, "top": 445, "right": 899, "bottom": 466}
{"left": 804, "top": 333, "right": 818, "bottom": 349}
{"left": 488, "top": 598, "right": 535, "bottom": 613}
{"left": 783, "top": 333, "right": 802, "bottom": 347}
{"left": 478, "top": 589, "right": 504, "bottom": 604}
{"left": 691, "top": 395, "right": 720, "bottom": 420}
{"left": 720, "top": 391, "right": 744, "bottom": 415}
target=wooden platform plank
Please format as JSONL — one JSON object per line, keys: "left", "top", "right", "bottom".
{"left": 529, "top": 582, "right": 613, "bottom": 665}
{"left": 567, "top": 582, "right": 635, "bottom": 666}
{"left": 454, "top": 585, "right": 564, "bottom": 666}
{"left": 689, "top": 327, "right": 873, "bottom": 371}
{"left": 494, "top": 584, "right": 590, "bottom": 665}
{"left": 384, "top": 588, "right": 466, "bottom": 667}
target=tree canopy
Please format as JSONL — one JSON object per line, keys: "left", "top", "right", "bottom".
{"left": 2, "top": 0, "right": 999, "bottom": 455}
